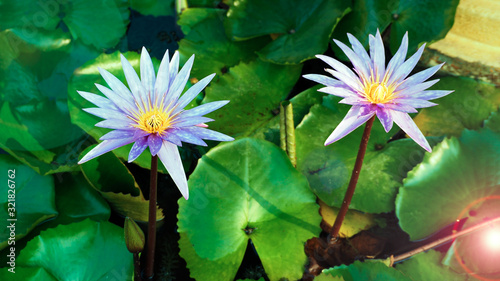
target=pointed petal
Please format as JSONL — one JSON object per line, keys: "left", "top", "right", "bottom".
{"left": 100, "top": 129, "right": 135, "bottom": 140}
{"left": 325, "top": 69, "right": 363, "bottom": 93}
{"left": 397, "top": 63, "right": 444, "bottom": 91}
{"left": 376, "top": 107, "right": 393, "bottom": 132}
{"left": 316, "top": 55, "right": 359, "bottom": 83}
{"left": 133, "top": 129, "right": 150, "bottom": 139}
{"left": 391, "top": 110, "right": 431, "bottom": 152}
{"left": 392, "top": 98, "right": 438, "bottom": 108}
{"left": 339, "top": 96, "right": 371, "bottom": 105}
{"left": 78, "top": 138, "right": 135, "bottom": 164}
{"left": 388, "top": 43, "right": 426, "bottom": 85}
{"left": 95, "top": 83, "right": 136, "bottom": 114}
{"left": 411, "top": 90, "right": 453, "bottom": 100}
{"left": 140, "top": 47, "right": 156, "bottom": 98}
{"left": 333, "top": 39, "right": 370, "bottom": 80}
{"left": 83, "top": 108, "right": 130, "bottom": 121}
{"left": 324, "top": 105, "right": 376, "bottom": 145}
{"left": 95, "top": 119, "right": 132, "bottom": 130}
{"left": 171, "top": 128, "right": 207, "bottom": 146}
{"left": 395, "top": 79, "right": 439, "bottom": 98}
{"left": 168, "top": 51, "right": 180, "bottom": 87}
{"left": 303, "top": 74, "right": 344, "bottom": 87}
{"left": 382, "top": 103, "right": 418, "bottom": 113}
{"left": 77, "top": 91, "right": 117, "bottom": 110}
{"left": 154, "top": 49, "right": 171, "bottom": 101}
{"left": 318, "top": 87, "right": 358, "bottom": 98}
{"left": 120, "top": 53, "right": 145, "bottom": 102}
{"left": 175, "top": 73, "right": 216, "bottom": 111}
{"left": 185, "top": 127, "right": 234, "bottom": 142}
{"left": 181, "top": 101, "right": 229, "bottom": 118}
{"left": 128, "top": 136, "right": 148, "bottom": 162}
{"left": 157, "top": 141, "right": 189, "bottom": 199}
{"left": 385, "top": 32, "right": 408, "bottom": 81}
{"left": 347, "top": 33, "right": 371, "bottom": 73}
{"left": 174, "top": 116, "right": 214, "bottom": 128}
{"left": 161, "top": 131, "right": 182, "bottom": 146}
{"left": 148, "top": 134, "right": 163, "bottom": 156}
{"left": 369, "top": 30, "right": 385, "bottom": 79}
{"left": 98, "top": 67, "right": 135, "bottom": 103}
{"left": 164, "top": 55, "right": 194, "bottom": 108}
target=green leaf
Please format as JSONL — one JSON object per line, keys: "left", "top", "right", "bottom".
{"left": 203, "top": 59, "right": 302, "bottom": 136}
{"left": 390, "top": 0, "right": 459, "bottom": 53}
{"left": 178, "top": 138, "right": 321, "bottom": 281}
{"left": 485, "top": 109, "right": 500, "bottom": 133}
{"left": 0, "top": 0, "right": 60, "bottom": 30}
{"left": 250, "top": 85, "right": 325, "bottom": 146}
{"left": 79, "top": 145, "right": 141, "bottom": 196}
{"left": 0, "top": 219, "right": 133, "bottom": 280}
{"left": 396, "top": 250, "right": 468, "bottom": 281}
{"left": 319, "top": 260, "right": 411, "bottom": 281}
{"left": 295, "top": 95, "right": 437, "bottom": 213}
{"left": 225, "top": 0, "right": 350, "bottom": 64}
{"left": 178, "top": 8, "right": 270, "bottom": 78}
{"left": 414, "top": 77, "right": 500, "bottom": 137}
{"left": 395, "top": 129, "right": 500, "bottom": 240}
{"left": 131, "top": 0, "right": 175, "bottom": 16}
{"left": 331, "top": 0, "right": 459, "bottom": 58}
{"left": 0, "top": 154, "right": 57, "bottom": 250}
{"left": 62, "top": 0, "right": 129, "bottom": 49}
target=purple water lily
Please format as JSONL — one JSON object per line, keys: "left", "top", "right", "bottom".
{"left": 77, "top": 47, "right": 233, "bottom": 199}
{"left": 304, "top": 31, "right": 452, "bottom": 152}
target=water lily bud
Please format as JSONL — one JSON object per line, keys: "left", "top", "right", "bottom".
{"left": 124, "top": 217, "right": 145, "bottom": 253}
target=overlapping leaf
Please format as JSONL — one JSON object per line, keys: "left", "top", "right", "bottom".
{"left": 396, "top": 129, "right": 500, "bottom": 240}
{"left": 225, "top": 0, "right": 350, "bottom": 64}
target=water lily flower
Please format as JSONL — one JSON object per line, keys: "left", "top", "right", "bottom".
{"left": 77, "top": 47, "right": 234, "bottom": 199}
{"left": 304, "top": 31, "right": 452, "bottom": 152}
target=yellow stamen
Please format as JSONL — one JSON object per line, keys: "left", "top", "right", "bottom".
{"left": 363, "top": 73, "right": 397, "bottom": 104}
{"left": 130, "top": 103, "right": 177, "bottom": 135}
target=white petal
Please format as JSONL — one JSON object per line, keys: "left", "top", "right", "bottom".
{"left": 175, "top": 73, "right": 216, "bottom": 112}
{"left": 140, "top": 47, "right": 156, "bottom": 98}
{"left": 391, "top": 110, "right": 431, "bottom": 152}
{"left": 120, "top": 54, "right": 145, "bottom": 103}
{"left": 157, "top": 141, "right": 189, "bottom": 199}
{"left": 325, "top": 105, "right": 375, "bottom": 145}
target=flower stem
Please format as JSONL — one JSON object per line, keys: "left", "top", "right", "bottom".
{"left": 328, "top": 115, "right": 376, "bottom": 244}
{"left": 133, "top": 252, "right": 141, "bottom": 281}
{"left": 280, "top": 101, "right": 297, "bottom": 167}
{"left": 145, "top": 155, "right": 158, "bottom": 279}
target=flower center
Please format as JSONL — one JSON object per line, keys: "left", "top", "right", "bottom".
{"left": 365, "top": 82, "right": 394, "bottom": 104}
{"left": 132, "top": 106, "right": 176, "bottom": 134}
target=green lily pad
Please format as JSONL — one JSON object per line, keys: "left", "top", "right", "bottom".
{"left": 0, "top": 154, "right": 57, "bottom": 250}
{"left": 0, "top": 0, "right": 60, "bottom": 31}
{"left": 442, "top": 199, "right": 500, "bottom": 278}
{"left": 131, "top": 0, "right": 175, "bottom": 16}
{"left": 79, "top": 145, "right": 163, "bottom": 222}
{"left": 225, "top": 0, "right": 350, "bottom": 64}
{"left": 331, "top": 0, "right": 459, "bottom": 58}
{"left": 0, "top": 219, "right": 133, "bottom": 280}
{"left": 178, "top": 138, "right": 321, "bottom": 281}
{"left": 389, "top": 0, "right": 459, "bottom": 53}
{"left": 80, "top": 145, "right": 141, "bottom": 196}
{"left": 396, "top": 250, "right": 468, "bottom": 281}
{"left": 62, "top": 0, "right": 129, "bottom": 49}
{"left": 395, "top": 129, "right": 500, "bottom": 240}
{"left": 203, "top": 59, "right": 302, "bottom": 136}
{"left": 178, "top": 8, "right": 269, "bottom": 78}
{"left": 295, "top": 95, "right": 438, "bottom": 213}
{"left": 414, "top": 77, "right": 500, "bottom": 137}
{"left": 318, "top": 260, "right": 411, "bottom": 281}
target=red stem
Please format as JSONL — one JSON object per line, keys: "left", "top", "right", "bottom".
{"left": 145, "top": 155, "right": 158, "bottom": 278}
{"left": 328, "top": 115, "right": 376, "bottom": 243}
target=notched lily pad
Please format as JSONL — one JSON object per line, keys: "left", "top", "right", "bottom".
{"left": 178, "top": 138, "right": 321, "bottom": 281}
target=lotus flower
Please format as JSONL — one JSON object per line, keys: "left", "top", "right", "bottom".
{"left": 77, "top": 47, "right": 233, "bottom": 199}
{"left": 304, "top": 31, "right": 452, "bottom": 152}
